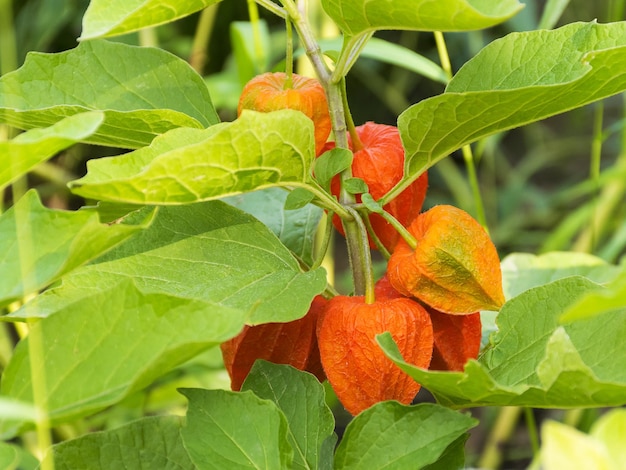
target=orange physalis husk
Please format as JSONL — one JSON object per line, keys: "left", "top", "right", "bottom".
{"left": 387, "top": 205, "right": 505, "bottom": 314}
{"left": 375, "top": 275, "right": 482, "bottom": 371}
{"left": 317, "top": 295, "right": 433, "bottom": 416}
{"left": 322, "top": 122, "right": 428, "bottom": 252}
{"left": 221, "top": 295, "right": 327, "bottom": 391}
{"left": 238, "top": 72, "right": 331, "bottom": 155}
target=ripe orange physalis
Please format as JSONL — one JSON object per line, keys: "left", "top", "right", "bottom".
{"left": 220, "top": 295, "right": 327, "bottom": 391}
{"left": 316, "top": 295, "right": 433, "bottom": 416}
{"left": 324, "top": 122, "right": 428, "bottom": 252}
{"left": 387, "top": 205, "right": 505, "bottom": 314}
{"left": 238, "top": 72, "right": 332, "bottom": 155}
{"left": 375, "top": 275, "right": 481, "bottom": 372}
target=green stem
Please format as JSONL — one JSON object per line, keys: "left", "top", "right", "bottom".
{"left": 331, "top": 32, "right": 373, "bottom": 84}
{"left": 284, "top": 18, "right": 294, "bottom": 88}
{"left": 524, "top": 408, "right": 540, "bottom": 459}
{"left": 433, "top": 31, "right": 452, "bottom": 80}
{"left": 378, "top": 209, "right": 418, "bottom": 250}
{"left": 341, "top": 77, "right": 363, "bottom": 150}
{"left": 344, "top": 207, "right": 375, "bottom": 301}
{"left": 359, "top": 209, "right": 391, "bottom": 259}
{"left": 255, "top": 0, "right": 287, "bottom": 18}
{"left": 311, "top": 211, "right": 334, "bottom": 270}
{"left": 247, "top": 0, "right": 267, "bottom": 73}
{"left": 138, "top": 27, "right": 158, "bottom": 47}
{"left": 477, "top": 406, "right": 522, "bottom": 469}
{"left": 189, "top": 4, "right": 219, "bottom": 73}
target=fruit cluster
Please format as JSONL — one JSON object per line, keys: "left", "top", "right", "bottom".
{"left": 221, "top": 72, "right": 505, "bottom": 415}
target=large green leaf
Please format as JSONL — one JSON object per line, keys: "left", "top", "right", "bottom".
{"left": 242, "top": 362, "right": 335, "bottom": 470}
{"left": 52, "top": 416, "right": 194, "bottom": 469}
{"left": 0, "top": 190, "right": 149, "bottom": 308}
{"left": 394, "top": 22, "right": 626, "bottom": 199}
{"left": 321, "top": 0, "right": 523, "bottom": 36}
{"left": 180, "top": 388, "right": 294, "bottom": 469}
{"left": 0, "top": 40, "right": 218, "bottom": 148}
{"left": 334, "top": 402, "right": 477, "bottom": 469}
{"left": 0, "top": 112, "right": 103, "bottom": 191}
{"left": 379, "top": 277, "right": 626, "bottom": 408}
{"left": 560, "top": 268, "right": 626, "bottom": 322}
{"left": 81, "top": 0, "right": 222, "bottom": 40}
{"left": 0, "top": 279, "right": 247, "bottom": 438}
{"left": 8, "top": 201, "right": 326, "bottom": 325}
{"left": 224, "top": 187, "right": 323, "bottom": 266}
{"left": 69, "top": 110, "right": 315, "bottom": 204}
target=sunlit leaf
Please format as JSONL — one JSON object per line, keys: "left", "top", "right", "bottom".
{"left": 81, "top": 0, "right": 222, "bottom": 40}
{"left": 69, "top": 110, "right": 315, "bottom": 204}
{"left": 0, "top": 112, "right": 103, "bottom": 191}
{"left": 0, "top": 40, "right": 218, "bottom": 148}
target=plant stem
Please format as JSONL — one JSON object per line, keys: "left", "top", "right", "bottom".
{"left": 189, "top": 4, "right": 219, "bottom": 73}
{"left": 341, "top": 77, "right": 363, "bottom": 150}
{"left": 378, "top": 210, "right": 418, "bottom": 250}
{"left": 248, "top": 0, "right": 267, "bottom": 74}
{"left": 524, "top": 407, "right": 540, "bottom": 459}
{"left": 477, "top": 406, "right": 522, "bottom": 469}
{"left": 284, "top": 18, "right": 294, "bottom": 88}
{"left": 345, "top": 207, "right": 375, "bottom": 301}
{"left": 138, "top": 27, "right": 158, "bottom": 47}
{"left": 255, "top": 0, "right": 287, "bottom": 18}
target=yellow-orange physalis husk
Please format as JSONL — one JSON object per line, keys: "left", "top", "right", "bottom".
{"left": 221, "top": 295, "right": 327, "bottom": 391}
{"left": 387, "top": 205, "right": 505, "bottom": 314}
{"left": 238, "top": 72, "right": 331, "bottom": 155}
{"left": 317, "top": 295, "right": 433, "bottom": 416}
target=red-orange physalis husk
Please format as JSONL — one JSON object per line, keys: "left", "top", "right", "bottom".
{"left": 221, "top": 295, "right": 327, "bottom": 390}
{"left": 387, "top": 205, "right": 505, "bottom": 314}
{"left": 317, "top": 295, "right": 433, "bottom": 416}
{"left": 238, "top": 72, "right": 331, "bottom": 155}
{"left": 375, "top": 275, "right": 482, "bottom": 371}
{"left": 323, "top": 122, "right": 428, "bottom": 252}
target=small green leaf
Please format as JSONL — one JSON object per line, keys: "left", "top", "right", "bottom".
{"left": 397, "top": 22, "right": 626, "bottom": 197}
{"left": 322, "top": 0, "right": 523, "bottom": 36}
{"left": 314, "top": 148, "right": 353, "bottom": 190}
{"left": 52, "top": 416, "right": 194, "bottom": 469}
{"left": 0, "top": 40, "right": 218, "bottom": 148}
{"left": 334, "top": 402, "right": 476, "bottom": 469}
{"left": 242, "top": 361, "right": 335, "bottom": 470}
{"left": 0, "top": 280, "right": 248, "bottom": 438}
{"left": 8, "top": 201, "right": 326, "bottom": 325}
{"left": 0, "top": 442, "right": 38, "bottom": 470}
{"left": 0, "top": 112, "right": 103, "bottom": 191}
{"left": 223, "top": 187, "right": 323, "bottom": 266}
{"left": 378, "top": 277, "right": 626, "bottom": 408}
{"left": 69, "top": 110, "right": 315, "bottom": 204}
{"left": 284, "top": 187, "right": 317, "bottom": 211}
{"left": 343, "top": 178, "right": 368, "bottom": 195}
{"left": 360, "top": 193, "right": 383, "bottom": 214}
{"left": 0, "top": 190, "right": 149, "bottom": 307}
{"left": 81, "top": 0, "right": 223, "bottom": 40}
{"left": 180, "top": 388, "right": 294, "bottom": 470}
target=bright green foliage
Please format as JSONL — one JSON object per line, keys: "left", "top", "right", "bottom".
{"left": 0, "top": 112, "right": 103, "bottom": 190}
{"left": 8, "top": 202, "right": 326, "bottom": 325}
{"left": 69, "top": 110, "right": 315, "bottom": 204}
{"left": 0, "top": 190, "right": 149, "bottom": 307}
{"left": 52, "top": 416, "right": 194, "bottom": 469}
{"left": 379, "top": 276, "right": 626, "bottom": 408}
{"left": 180, "top": 388, "right": 294, "bottom": 469}
{"left": 322, "top": 0, "right": 523, "bottom": 36}
{"left": 396, "top": 21, "right": 626, "bottom": 196}
{"left": 334, "top": 402, "right": 477, "bottom": 469}
{"left": 242, "top": 361, "right": 336, "bottom": 470}
{"left": 0, "top": 40, "right": 218, "bottom": 148}
{"left": 81, "top": 0, "right": 223, "bottom": 40}
{"left": 561, "top": 269, "right": 626, "bottom": 322}
{"left": 0, "top": 442, "right": 38, "bottom": 470}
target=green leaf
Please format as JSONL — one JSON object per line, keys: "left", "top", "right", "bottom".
{"left": 0, "top": 442, "right": 38, "bottom": 470}
{"left": 0, "top": 190, "right": 150, "bottom": 307}
{"left": 8, "top": 201, "right": 326, "bottom": 325}
{"left": 223, "top": 187, "right": 323, "bottom": 266}
{"left": 397, "top": 22, "right": 626, "bottom": 196}
{"left": 242, "top": 361, "right": 335, "bottom": 470}
{"left": 501, "top": 251, "right": 622, "bottom": 299}
{"left": 590, "top": 409, "right": 626, "bottom": 466}
{"left": 0, "top": 279, "right": 247, "bottom": 437}
{"left": 560, "top": 268, "right": 626, "bottom": 322}
{"left": 180, "top": 388, "right": 294, "bottom": 469}
{"left": 360, "top": 193, "right": 383, "bottom": 214}
{"left": 68, "top": 110, "right": 315, "bottom": 204}
{"left": 314, "top": 147, "right": 353, "bottom": 191}
{"left": 322, "top": 0, "right": 523, "bottom": 36}
{"left": 541, "top": 421, "right": 612, "bottom": 470}
{"left": 537, "top": 0, "right": 572, "bottom": 30}
{"left": 52, "top": 416, "right": 195, "bottom": 469}
{"left": 231, "top": 20, "right": 271, "bottom": 84}
{"left": 378, "top": 277, "right": 626, "bottom": 408}
{"left": 284, "top": 187, "right": 317, "bottom": 211}
{"left": 0, "top": 398, "right": 37, "bottom": 421}
{"left": 81, "top": 0, "right": 222, "bottom": 40}
{"left": 343, "top": 177, "right": 368, "bottom": 195}
{"left": 0, "top": 40, "right": 218, "bottom": 148}
{"left": 0, "top": 112, "right": 103, "bottom": 191}
{"left": 334, "top": 402, "right": 476, "bottom": 469}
